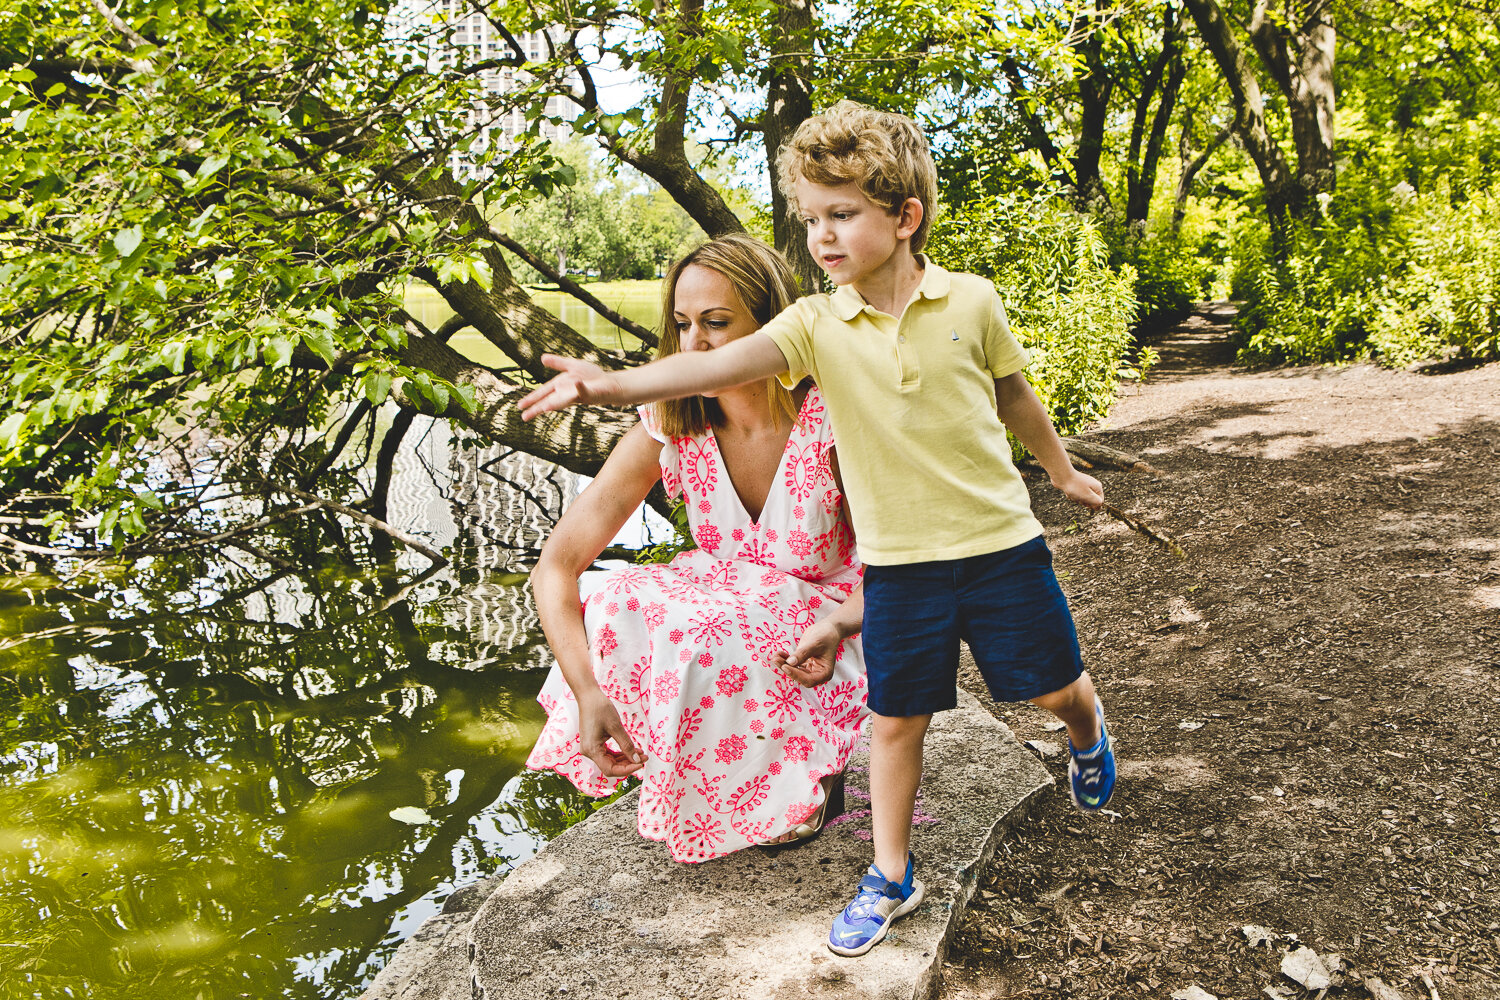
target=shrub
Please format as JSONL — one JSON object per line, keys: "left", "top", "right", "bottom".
{"left": 1366, "top": 189, "right": 1500, "bottom": 365}
{"left": 927, "top": 196, "right": 1142, "bottom": 438}
{"left": 1120, "top": 233, "right": 1204, "bottom": 331}
{"left": 1232, "top": 182, "right": 1500, "bottom": 366}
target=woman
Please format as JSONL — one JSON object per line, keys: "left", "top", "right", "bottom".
{"left": 525, "top": 234, "right": 868, "bottom": 862}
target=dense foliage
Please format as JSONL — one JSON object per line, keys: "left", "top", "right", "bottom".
{"left": 928, "top": 197, "right": 1145, "bottom": 439}
{"left": 4, "top": 0, "right": 1500, "bottom": 567}
{"left": 1230, "top": 1, "right": 1500, "bottom": 365}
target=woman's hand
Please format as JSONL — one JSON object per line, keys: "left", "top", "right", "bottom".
{"left": 577, "top": 690, "right": 646, "bottom": 777}
{"left": 772, "top": 619, "right": 844, "bottom": 688}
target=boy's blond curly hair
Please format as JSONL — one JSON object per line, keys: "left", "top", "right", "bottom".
{"left": 776, "top": 101, "right": 939, "bottom": 252}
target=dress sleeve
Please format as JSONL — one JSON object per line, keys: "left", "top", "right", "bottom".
{"left": 637, "top": 406, "right": 682, "bottom": 500}
{"left": 982, "top": 284, "right": 1030, "bottom": 379}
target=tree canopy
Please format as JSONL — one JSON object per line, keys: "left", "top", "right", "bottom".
{"left": 3, "top": 0, "right": 1498, "bottom": 566}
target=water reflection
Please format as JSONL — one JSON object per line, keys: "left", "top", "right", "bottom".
{"left": 0, "top": 416, "right": 665, "bottom": 1000}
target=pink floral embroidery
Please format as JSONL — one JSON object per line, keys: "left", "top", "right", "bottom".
{"left": 786, "top": 529, "right": 813, "bottom": 557}
{"left": 715, "top": 734, "right": 747, "bottom": 763}
{"left": 725, "top": 774, "right": 771, "bottom": 814}
{"left": 653, "top": 671, "right": 680, "bottom": 703}
{"left": 687, "top": 611, "right": 732, "bottom": 647}
{"left": 694, "top": 523, "right": 722, "bottom": 550}
{"left": 526, "top": 387, "right": 868, "bottom": 863}
{"left": 716, "top": 665, "right": 747, "bottom": 696}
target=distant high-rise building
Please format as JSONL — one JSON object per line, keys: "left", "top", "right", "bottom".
{"left": 428, "top": 1, "right": 578, "bottom": 177}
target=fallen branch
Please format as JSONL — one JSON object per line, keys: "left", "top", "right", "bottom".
{"left": 1102, "top": 503, "right": 1186, "bottom": 558}
{"left": 1062, "top": 438, "right": 1164, "bottom": 476}
{"left": 274, "top": 483, "right": 449, "bottom": 567}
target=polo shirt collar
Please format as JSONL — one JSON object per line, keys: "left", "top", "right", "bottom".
{"left": 828, "top": 254, "right": 952, "bottom": 321}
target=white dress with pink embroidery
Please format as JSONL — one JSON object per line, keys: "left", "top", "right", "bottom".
{"left": 525, "top": 386, "right": 869, "bottom": 862}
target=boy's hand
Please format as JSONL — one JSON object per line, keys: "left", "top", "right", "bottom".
{"left": 519, "top": 354, "right": 618, "bottom": 421}
{"left": 1053, "top": 469, "right": 1105, "bottom": 510}
{"left": 772, "top": 620, "right": 843, "bottom": 688}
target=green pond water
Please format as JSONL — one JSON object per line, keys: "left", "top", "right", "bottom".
{"left": 0, "top": 288, "right": 664, "bottom": 1000}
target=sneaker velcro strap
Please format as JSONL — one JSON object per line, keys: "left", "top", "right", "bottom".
{"left": 857, "top": 874, "right": 904, "bottom": 898}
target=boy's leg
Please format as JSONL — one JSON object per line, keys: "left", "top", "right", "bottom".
{"left": 869, "top": 711, "right": 932, "bottom": 878}
{"left": 1033, "top": 672, "right": 1115, "bottom": 811}
{"left": 956, "top": 538, "right": 1115, "bottom": 811}
{"left": 829, "top": 709, "right": 929, "bottom": 957}
{"left": 1030, "top": 671, "right": 1100, "bottom": 750}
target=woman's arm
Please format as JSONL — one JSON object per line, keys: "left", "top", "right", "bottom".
{"left": 531, "top": 422, "right": 664, "bottom": 776}
{"left": 519, "top": 333, "right": 789, "bottom": 421}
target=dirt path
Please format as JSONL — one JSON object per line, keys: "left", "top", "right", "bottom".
{"left": 942, "top": 305, "right": 1500, "bottom": 1000}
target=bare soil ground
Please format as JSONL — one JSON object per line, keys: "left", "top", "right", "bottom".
{"left": 943, "top": 304, "right": 1500, "bottom": 1000}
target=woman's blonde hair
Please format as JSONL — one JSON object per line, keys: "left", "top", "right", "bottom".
{"left": 652, "top": 233, "right": 802, "bottom": 439}
{"left": 776, "top": 100, "right": 938, "bottom": 252}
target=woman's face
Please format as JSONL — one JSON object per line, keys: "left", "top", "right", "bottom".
{"left": 672, "top": 264, "right": 761, "bottom": 360}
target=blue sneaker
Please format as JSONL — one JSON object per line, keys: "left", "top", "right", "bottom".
{"left": 1067, "top": 697, "right": 1116, "bottom": 811}
{"left": 827, "top": 854, "right": 925, "bottom": 956}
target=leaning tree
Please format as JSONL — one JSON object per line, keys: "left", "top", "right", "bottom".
{"left": 0, "top": 0, "right": 1012, "bottom": 566}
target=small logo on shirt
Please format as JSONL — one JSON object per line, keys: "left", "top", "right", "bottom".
{"left": 951, "top": 329, "right": 959, "bottom": 341}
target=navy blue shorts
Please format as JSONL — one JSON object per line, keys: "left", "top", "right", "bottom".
{"left": 861, "top": 536, "right": 1085, "bottom": 717}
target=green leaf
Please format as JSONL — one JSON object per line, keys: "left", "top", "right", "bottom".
{"left": 113, "top": 227, "right": 144, "bottom": 258}
{"left": 301, "top": 327, "right": 337, "bottom": 364}
{"left": 362, "top": 371, "right": 392, "bottom": 405}
{"left": 0, "top": 411, "right": 26, "bottom": 450}
{"left": 161, "top": 341, "right": 188, "bottom": 374}
{"left": 264, "top": 337, "right": 293, "bottom": 369}
{"left": 97, "top": 504, "right": 120, "bottom": 545}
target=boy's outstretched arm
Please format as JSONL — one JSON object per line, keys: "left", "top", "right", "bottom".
{"left": 519, "top": 332, "right": 789, "bottom": 421}
{"left": 994, "top": 371, "right": 1105, "bottom": 509}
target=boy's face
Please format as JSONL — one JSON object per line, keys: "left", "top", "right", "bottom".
{"left": 794, "top": 179, "right": 921, "bottom": 288}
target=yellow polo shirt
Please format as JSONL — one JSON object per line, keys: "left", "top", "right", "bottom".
{"left": 760, "top": 259, "right": 1043, "bottom": 566}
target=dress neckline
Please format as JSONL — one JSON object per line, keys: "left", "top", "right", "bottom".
{"left": 705, "top": 385, "right": 816, "bottom": 528}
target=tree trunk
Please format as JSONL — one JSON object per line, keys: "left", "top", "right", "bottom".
{"left": 1172, "top": 119, "right": 1234, "bottom": 236}
{"left": 762, "top": 0, "right": 822, "bottom": 294}
{"left": 1073, "top": 3, "right": 1115, "bottom": 213}
{"left": 396, "top": 317, "right": 635, "bottom": 477}
{"left": 1183, "top": 0, "right": 1335, "bottom": 239}
{"left": 1247, "top": 0, "right": 1335, "bottom": 199}
{"left": 1181, "top": 0, "right": 1303, "bottom": 234}
{"left": 1125, "top": 13, "right": 1187, "bottom": 227}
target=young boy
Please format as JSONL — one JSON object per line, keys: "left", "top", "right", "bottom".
{"left": 519, "top": 101, "right": 1117, "bottom": 956}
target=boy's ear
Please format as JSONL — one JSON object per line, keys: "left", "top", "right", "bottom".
{"left": 896, "top": 197, "right": 924, "bottom": 241}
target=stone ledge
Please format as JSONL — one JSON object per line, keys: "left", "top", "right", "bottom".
{"left": 364, "top": 686, "right": 1051, "bottom": 1000}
